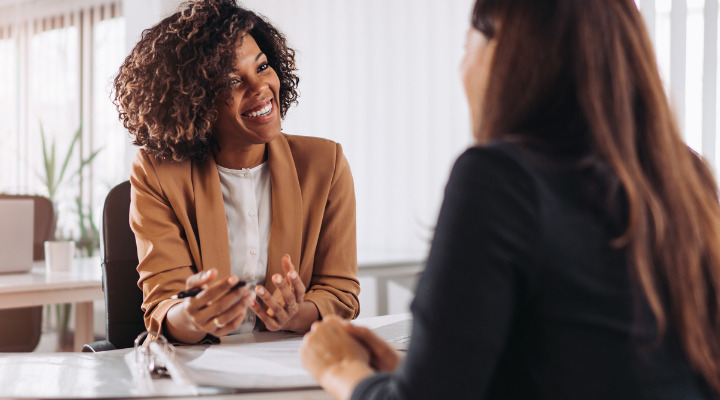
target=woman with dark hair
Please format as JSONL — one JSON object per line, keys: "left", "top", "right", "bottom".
{"left": 301, "top": 0, "right": 720, "bottom": 399}
{"left": 114, "top": 0, "right": 359, "bottom": 345}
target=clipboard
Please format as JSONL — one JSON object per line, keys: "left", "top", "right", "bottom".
{"left": 124, "top": 330, "right": 320, "bottom": 392}
{"left": 123, "top": 331, "right": 202, "bottom": 396}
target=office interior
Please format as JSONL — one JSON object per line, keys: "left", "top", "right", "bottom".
{"left": 0, "top": 0, "right": 715, "bottom": 353}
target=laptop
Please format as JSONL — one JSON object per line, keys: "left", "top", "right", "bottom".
{"left": 373, "top": 318, "right": 413, "bottom": 351}
{"left": 0, "top": 199, "right": 34, "bottom": 273}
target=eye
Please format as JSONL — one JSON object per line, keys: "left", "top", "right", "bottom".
{"left": 258, "top": 62, "right": 270, "bottom": 73}
{"left": 229, "top": 77, "right": 242, "bottom": 86}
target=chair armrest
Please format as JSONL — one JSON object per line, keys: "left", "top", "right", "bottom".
{"left": 82, "top": 340, "right": 117, "bottom": 353}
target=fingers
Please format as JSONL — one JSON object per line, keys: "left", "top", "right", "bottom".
{"left": 251, "top": 285, "right": 289, "bottom": 331}
{"left": 185, "top": 275, "right": 239, "bottom": 312}
{"left": 273, "top": 273, "right": 298, "bottom": 313}
{"left": 185, "top": 268, "right": 216, "bottom": 290}
{"left": 250, "top": 254, "right": 308, "bottom": 331}
{"left": 281, "top": 255, "right": 306, "bottom": 303}
{"left": 280, "top": 254, "right": 294, "bottom": 274}
{"left": 307, "top": 315, "right": 347, "bottom": 335}
{"left": 301, "top": 315, "right": 372, "bottom": 383}
{"left": 320, "top": 314, "right": 346, "bottom": 325}
{"left": 209, "top": 291, "right": 255, "bottom": 336}
{"left": 288, "top": 270, "right": 306, "bottom": 303}
{"left": 249, "top": 292, "right": 276, "bottom": 330}
{"left": 184, "top": 275, "right": 253, "bottom": 331}
{"left": 200, "top": 290, "right": 256, "bottom": 336}
{"left": 345, "top": 324, "right": 401, "bottom": 372}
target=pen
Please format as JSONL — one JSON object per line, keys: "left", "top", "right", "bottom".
{"left": 171, "top": 280, "right": 258, "bottom": 299}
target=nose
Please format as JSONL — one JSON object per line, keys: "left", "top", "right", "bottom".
{"left": 245, "top": 74, "right": 268, "bottom": 95}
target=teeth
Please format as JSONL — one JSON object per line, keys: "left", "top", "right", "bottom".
{"left": 243, "top": 102, "right": 272, "bottom": 118}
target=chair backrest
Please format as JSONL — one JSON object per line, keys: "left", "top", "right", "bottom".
{"left": 101, "top": 181, "right": 145, "bottom": 349}
{"left": 0, "top": 194, "right": 54, "bottom": 352}
{"left": 0, "top": 194, "right": 55, "bottom": 260}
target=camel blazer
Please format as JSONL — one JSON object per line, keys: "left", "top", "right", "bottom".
{"left": 129, "top": 134, "right": 360, "bottom": 335}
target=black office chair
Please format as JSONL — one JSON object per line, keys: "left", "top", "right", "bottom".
{"left": 0, "top": 194, "right": 55, "bottom": 352}
{"left": 82, "top": 181, "right": 145, "bottom": 352}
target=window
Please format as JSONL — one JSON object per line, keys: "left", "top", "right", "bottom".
{"left": 639, "top": 0, "right": 720, "bottom": 167}
{"left": 0, "top": 1, "right": 126, "bottom": 249}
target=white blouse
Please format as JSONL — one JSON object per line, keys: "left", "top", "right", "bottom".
{"left": 217, "top": 161, "right": 272, "bottom": 333}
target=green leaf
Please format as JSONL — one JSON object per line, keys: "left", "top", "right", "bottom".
{"left": 56, "top": 125, "right": 82, "bottom": 192}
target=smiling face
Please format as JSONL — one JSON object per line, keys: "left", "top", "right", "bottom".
{"left": 213, "top": 34, "right": 282, "bottom": 152}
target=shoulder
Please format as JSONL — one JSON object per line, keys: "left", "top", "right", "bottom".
{"left": 130, "top": 149, "right": 196, "bottom": 199}
{"left": 281, "top": 133, "right": 349, "bottom": 175}
{"left": 449, "top": 141, "right": 538, "bottom": 198}
{"left": 283, "top": 133, "right": 343, "bottom": 158}
{"left": 131, "top": 148, "right": 193, "bottom": 177}
{"left": 441, "top": 142, "right": 541, "bottom": 245}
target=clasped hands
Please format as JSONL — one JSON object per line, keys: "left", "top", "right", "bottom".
{"left": 169, "top": 254, "right": 308, "bottom": 342}
{"left": 299, "top": 316, "right": 402, "bottom": 400}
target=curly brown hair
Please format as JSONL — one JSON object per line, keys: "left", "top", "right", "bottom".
{"left": 113, "top": 0, "right": 299, "bottom": 161}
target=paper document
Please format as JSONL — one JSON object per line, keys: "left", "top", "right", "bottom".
{"left": 126, "top": 314, "right": 413, "bottom": 392}
{"left": 172, "top": 331, "right": 317, "bottom": 390}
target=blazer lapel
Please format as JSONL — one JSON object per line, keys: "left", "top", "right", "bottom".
{"left": 193, "top": 156, "right": 232, "bottom": 278}
{"left": 266, "top": 135, "right": 303, "bottom": 294}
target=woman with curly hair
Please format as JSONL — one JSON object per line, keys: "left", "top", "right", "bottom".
{"left": 114, "top": 0, "right": 359, "bottom": 344}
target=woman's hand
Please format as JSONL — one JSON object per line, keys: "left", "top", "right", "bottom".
{"left": 345, "top": 324, "right": 401, "bottom": 372}
{"left": 300, "top": 316, "right": 374, "bottom": 400}
{"left": 250, "top": 254, "right": 319, "bottom": 332}
{"left": 165, "top": 268, "right": 256, "bottom": 344}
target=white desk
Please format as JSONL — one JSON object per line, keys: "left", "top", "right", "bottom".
{"left": 0, "top": 251, "right": 421, "bottom": 352}
{"left": 0, "top": 346, "right": 332, "bottom": 400}
{"left": 0, "top": 257, "right": 103, "bottom": 351}
{"left": 0, "top": 313, "right": 410, "bottom": 399}
{"left": 357, "top": 252, "right": 425, "bottom": 315}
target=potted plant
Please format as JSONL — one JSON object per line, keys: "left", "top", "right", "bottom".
{"left": 38, "top": 122, "right": 102, "bottom": 350}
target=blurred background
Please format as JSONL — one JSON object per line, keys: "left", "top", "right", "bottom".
{"left": 3, "top": 0, "right": 715, "bottom": 260}
{"left": 0, "top": 0, "right": 718, "bottom": 343}
{"left": 0, "top": 0, "right": 474, "bottom": 261}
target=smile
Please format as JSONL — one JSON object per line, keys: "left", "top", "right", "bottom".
{"left": 242, "top": 101, "right": 273, "bottom": 118}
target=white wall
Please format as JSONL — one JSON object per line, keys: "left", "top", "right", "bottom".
{"left": 238, "top": 0, "right": 476, "bottom": 258}
{"left": 121, "top": 0, "right": 476, "bottom": 259}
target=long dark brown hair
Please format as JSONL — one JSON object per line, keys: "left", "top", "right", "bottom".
{"left": 472, "top": 0, "right": 720, "bottom": 392}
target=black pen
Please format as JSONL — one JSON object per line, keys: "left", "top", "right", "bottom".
{"left": 171, "top": 280, "right": 258, "bottom": 299}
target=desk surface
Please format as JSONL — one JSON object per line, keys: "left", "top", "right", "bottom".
{"left": 0, "top": 254, "right": 420, "bottom": 352}
{"left": 0, "top": 257, "right": 101, "bottom": 298}
{"left": 0, "top": 257, "right": 103, "bottom": 351}
{"left": 0, "top": 254, "right": 422, "bottom": 292}
{"left": 0, "top": 313, "right": 410, "bottom": 399}
{"left": 357, "top": 250, "right": 425, "bottom": 268}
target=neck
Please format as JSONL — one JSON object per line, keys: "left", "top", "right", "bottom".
{"left": 215, "top": 143, "right": 267, "bottom": 169}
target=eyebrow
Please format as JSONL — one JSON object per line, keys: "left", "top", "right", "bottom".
{"left": 230, "top": 52, "right": 267, "bottom": 73}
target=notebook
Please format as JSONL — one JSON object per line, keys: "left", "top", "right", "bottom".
{"left": 0, "top": 199, "right": 34, "bottom": 273}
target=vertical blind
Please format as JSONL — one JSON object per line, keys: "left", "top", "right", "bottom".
{"left": 639, "top": 0, "right": 719, "bottom": 168}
